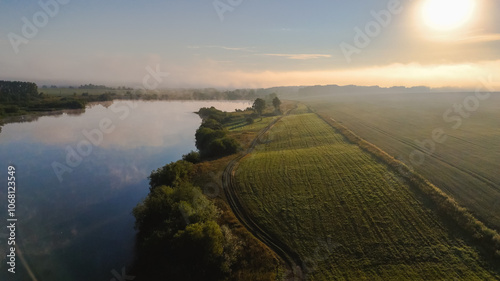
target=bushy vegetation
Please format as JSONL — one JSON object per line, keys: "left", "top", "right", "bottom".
{"left": 235, "top": 112, "right": 500, "bottom": 280}
{"left": 195, "top": 107, "right": 240, "bottom": 159}
{"left": 133, "top": 160, "right": 243, "bottom": 281}
{"left": 197, "top": 106, "right": 228, "bottom": 123}
{"left": 182, "top": 150, "right": 201, "bottom": 164}
{"left": 134, "top": 155, "right": 282, "bottom": 280}
{"left": 131, "top": 105, "right": 292, "bottom": 280}
{"left": 148, "top": 160, "right": 195, "bottom": 191}
{"left": 29, "top": 98, "right": 85, "bottom": 110}
{"left": 0, "top": 80, "right": 39, "bottom": 103}
{"left": 0, "top": 80, "right": 86, "bottom": 119}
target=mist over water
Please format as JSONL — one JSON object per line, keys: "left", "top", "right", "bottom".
{"left": 0, "top": 100, "right": 251, "bottom": 281}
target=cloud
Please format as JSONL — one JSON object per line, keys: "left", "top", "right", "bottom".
{"left": 425, "top": 29, "right": 500, "bottom": 44}
{"left": 180, "top": 60, "right": 500, "bottom": 89}
{"left": 260, "top": 53, "right": 332, "bottom": 60}
{"left": 457, "top": 33, "right": 500, "bottom": 44}
{"left": 108, "top": 164, "right": 148, "bottom": 189}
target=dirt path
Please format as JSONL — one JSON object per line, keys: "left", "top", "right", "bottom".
{"left": 222, "top": 108, "right": 305, "bottom": 281}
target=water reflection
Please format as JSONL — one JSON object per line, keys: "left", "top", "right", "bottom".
{"left": 1, "top": 101, "right": 245, "bottom": 150}
{"left": 0, "top": 108, "right": 86, "bottom": 126}
{"left": 0, "top": 100, "right": 251, "bottom": 281}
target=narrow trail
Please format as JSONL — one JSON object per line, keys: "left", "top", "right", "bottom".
{"left": 222, "top": 108, "right": 305, "bottom": 281}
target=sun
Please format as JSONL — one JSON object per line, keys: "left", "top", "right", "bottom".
{"left": 422, "top": 0, "right": 476, "bottom": 31}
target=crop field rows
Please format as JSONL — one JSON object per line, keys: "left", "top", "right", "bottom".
{"left": 234, "top": 113, "right": 499, "bottom": 280}
{"left": 305, "top": 93, "right": 500, "bottom": 230}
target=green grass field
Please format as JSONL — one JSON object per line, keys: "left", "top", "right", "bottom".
{"left": 234, "top": 112, "right": 499, "bottom": 280}
{"left": 302, "top": 93, "right": 500, "bottom": 231}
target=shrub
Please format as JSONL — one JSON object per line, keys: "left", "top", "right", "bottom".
{"left": 133, "top": 180, "right": 234, "bottom": 281}
{"left": 221, "top": 137, "right": 239, "bottom": 154}
{"left": 4, "top": 105, "right": 20, "bottom": 114}
{"left": 64, "top": 100, "right": 85, "bottom": 109}
{"left": 195, "top": 127, "right": 226, "bottom": 151}
{"left": 195, "top": 107, "right": 241, "bottom": 159}
{"left": 204, "top": 137, "right": 239, "bottom": 158}
{"left": 201, "top": 119, "right": 223, "bottom": 131}
{"left": 198, "top": 107, "right": 226, "bottom": 122}
{"left": 182, "top": 151, "right": 201, "bottom": 164}
{"left": 148, "top": 160, "right": 194, "bottom": 190}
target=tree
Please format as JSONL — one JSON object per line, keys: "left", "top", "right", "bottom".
{"left": 198, "top": 107, "right": 226, "bottom": 122}
{"left": 0, "top": 80, "right": 39, "bottom": 103}
{"left": 132, "top": 179, "right": 235, "bottom": 280}
{"left": 272, "top": 96, "right": 282, "bottom": 112}
{"left": 195, "top": 127, "right": 226, "bottom": 152}
{"left": 182, "top": 151, "right": 201, "bottom": 164}
{"left": 252, "top": 98, "right": 266, "bottom": 116}
{"left": 173, "top": 220, "right": 224, "bottom": 271}
{"left": 201, "top": 119, "right": 223, "bottom": 131}
{"left": 148, "top": 160, "right": 194, "bottom": 191}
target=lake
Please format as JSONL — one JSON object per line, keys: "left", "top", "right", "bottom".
{"left": 0, "top": 100, "right": 251, "bottom": 281}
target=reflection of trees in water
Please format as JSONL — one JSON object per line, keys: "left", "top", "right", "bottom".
{"left": 86, "top": 101, "right": 113, "bottom": 109}
{"left": 64, "top": 108, "right": 86, "bottom": 115}
{"left": 1, "top": 114, "right": 42, "bottom": 124}
{"left": 0, "top": 108, "right": 86, "bottom": 126}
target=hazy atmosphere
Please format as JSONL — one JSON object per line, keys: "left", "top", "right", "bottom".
{"left": 1, "top": 0, "right": 499, "bottom": 88}
{"left": 1, "top": 1, "right": 500, "bottom": 281}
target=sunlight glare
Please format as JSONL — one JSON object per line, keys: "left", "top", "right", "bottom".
{"left": 422, "top": 0, "right": 476, "bottom": 31}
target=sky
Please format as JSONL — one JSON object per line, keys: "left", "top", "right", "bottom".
{"left": 0, "top": 0, "right": 499, "bottom": 89}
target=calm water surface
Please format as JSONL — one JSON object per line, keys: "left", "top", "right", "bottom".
{"left": 0, "top": 100, "right": 251, "bottom": 281}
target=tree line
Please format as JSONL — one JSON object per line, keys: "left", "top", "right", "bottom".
{"left": 132, "top": 104, "right": 282, "bottom": 280}
{"left": 0, "top": 80, "right": 39, "bottom": 104}
{"left": 0, "top": 80, "right": 87, "bottom": 118}
{"left": 132, "top": 160, "right": 241, "bottom": 280}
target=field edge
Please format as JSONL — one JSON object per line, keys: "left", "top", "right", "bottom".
{"left": 315, "top": 112, "right": 500, "bottom": 261}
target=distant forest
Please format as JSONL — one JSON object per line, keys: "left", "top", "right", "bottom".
{"left": 0, "top": 79, "right": 448, "bottom": 121}
{"left": 0, "top": 80, "right": 39, "bottom": 103}
{"left": 0, "top": 80, "right": 278, "bottom": 119}
{"left": 0, "top": 80, "right": 86, "bottom": 119}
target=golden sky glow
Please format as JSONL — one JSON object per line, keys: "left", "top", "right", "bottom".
{"left": 422, "top": 0, "right": 476, "bottom": 31}
{"left": 1, "top": 1, "right": 499, "bottom": 89}
{"left": 179, "top": 60, "right": 500, "bottom": 89}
